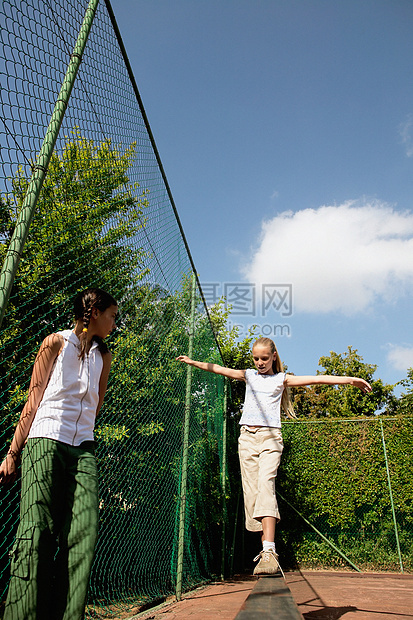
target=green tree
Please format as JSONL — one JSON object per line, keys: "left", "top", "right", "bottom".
{"left": 93, "top": 277, "right": 230, "bottom": 584}
{"left": 291, "top": 346, "right": 395, "bottom": 417}
{"left": 0, "top": 130, "right": 151, "bottom": 598}
{"left": 0, "top": 129, "right": 149, "bottom": 429}
{"left": 208, "top": 299, "right": 258, "bottom": 420}
{"left": 395, "top": 368, "right": 413, "bottom": 415}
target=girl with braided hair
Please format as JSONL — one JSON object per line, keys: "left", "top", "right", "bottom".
{"left": 0, "top": 287, "right": 118, "bottom": 620}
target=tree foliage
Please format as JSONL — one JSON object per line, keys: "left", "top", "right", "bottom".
{"left": 208, "top": 299, "right": 258, "bottom": 419}
{"left": 0, "top": 130, "right": 149, "bottom": 429}
{"left": 279, "top": 417, "right": 413, "bottom": 571}
{"left": 0, "top": 135, "right": 231, "bottom": 592}
{"left": 1, "top": 126, "right": 412, "bottom": 587}
{"left": 291, "top": 346, "right": 396, "bottom": 417}
{"left": 395, "top": 368, "right": 413, "bottom": 415}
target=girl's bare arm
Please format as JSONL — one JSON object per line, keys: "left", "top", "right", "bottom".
{"left": 96, "top": 351, "right": 112, "bottom": 416}
{"left": 176, "top": 355, "right": 245, "bottom": 381}
{"left": 0, "top": 333, "right": 63, "bottom": 484}
{"left": 285, "top": 374, "right": 372, "bottom": 393}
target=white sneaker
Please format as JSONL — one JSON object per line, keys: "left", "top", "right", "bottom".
{"left": 253, "top": 549, "right": 284, "bottom": 577}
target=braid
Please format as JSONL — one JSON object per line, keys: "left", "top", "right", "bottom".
{"left": 74, "top": 288, "right": 117, "bottom": 360}
{"left": 78, "top": 291, "right": 94, "bottom": 360}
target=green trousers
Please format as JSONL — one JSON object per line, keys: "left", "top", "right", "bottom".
{"left": 4, "top": 438, "right": 99, "bottom": 620}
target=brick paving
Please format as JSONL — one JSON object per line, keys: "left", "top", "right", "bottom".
{"left": 286, "top": 571, "right": 413, "bottom": 619}
{"left": 130, "top": 571, "right": 413, "bottom": 620}
{"left": 132, "top": 578, "right": 256, "bottom": 619}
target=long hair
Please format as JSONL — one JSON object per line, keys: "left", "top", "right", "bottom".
{"left": 252, "top": 337, "right": 296, "bottom": 419}
{"left": 74, "top": 288, "right": 117, "bottom": 360}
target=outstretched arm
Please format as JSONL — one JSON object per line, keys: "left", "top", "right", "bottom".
{"left": 284, "top": 374, "right": 372, "bottom": 393}
{"left": 0, "top": 333, "right": 63, "bottom": 484}
{"left": 176, "top": 355, "right": 245, "bottom": 381}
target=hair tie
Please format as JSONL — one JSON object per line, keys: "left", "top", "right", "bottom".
{"left": 82, "top": 328, "right": 88, "bottom": 333}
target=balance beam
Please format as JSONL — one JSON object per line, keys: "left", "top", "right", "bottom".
{"left": 235, "top": 575, "right": 303, "bottom": 619}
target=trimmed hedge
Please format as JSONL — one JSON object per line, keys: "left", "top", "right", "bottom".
{"left": 277, "top": 417, "right": 413, "bottom": 572}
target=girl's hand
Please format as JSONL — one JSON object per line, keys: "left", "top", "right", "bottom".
{"left": 351, "top": 378, "right": 372, "bottom": 393}
{"left": 176, "top": 355, "right": 193, "bottom": 365}
{"left": 0, "top": 452, "right": 19, "bottom": 485}
{"left": 176, "top": 356, "right": 245, "bottom": 380}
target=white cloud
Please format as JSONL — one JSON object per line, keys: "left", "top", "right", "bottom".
{"left": 387, "top": 345, "right": 413, "bottom": 372}
{"left": 241, "top": 200, "right": 413, "bottom": 315}
{"left": 399, "top": 114, "right": 413, "bottom": 157}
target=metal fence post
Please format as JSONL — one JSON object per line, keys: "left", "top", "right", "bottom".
{"left": 229, "top": 488, "right": 241, "bottom": 577}
{"left": 221, "top": 379, "right": 228, "bottom": 581}
{"left": 380, "top": 419, "right": 404, "bottom": 573}
{"left": 176, "top": 273, "right": 197, "bottom": 601}
{"left": 0, "top": 0, "right": 100, "bottom": 329}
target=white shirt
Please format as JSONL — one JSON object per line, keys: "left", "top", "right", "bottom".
{"left": 239, "top": 369, "right": 285, "bottom": 428}
{"left": 28, "top": 330, "right": 103, "bottom": 445}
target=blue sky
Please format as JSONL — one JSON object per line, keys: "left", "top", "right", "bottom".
{"left": 111, "top": 0, "right": 413, "bottom": 393}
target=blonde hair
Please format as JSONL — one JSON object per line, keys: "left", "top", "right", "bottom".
{"left": 252, "top": 337, "right": 296, "bottom": 419}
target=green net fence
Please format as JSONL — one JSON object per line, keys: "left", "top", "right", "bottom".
{"left": 275, "top": 417, "right": 413, "bottom": 574}
{"left": 0, "top": 0, "right": 231, "bottom": 617}
{"left": 1, "top": 1, "right": 413, "bottom": 618}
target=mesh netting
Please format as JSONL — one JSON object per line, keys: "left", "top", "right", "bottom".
{"left": 0, "top": 0, "right": 230, "bottom": 616}
{"left": 277, "top": 417, "right": 413, "bottom": 573}
{"left": 1, "top": 1, "right": 412, "bottom": 618}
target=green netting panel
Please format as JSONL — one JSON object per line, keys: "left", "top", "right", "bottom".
{"left": 173, "top": 311, "right": 228, "bottom": 589}
{"left": 0, "top": 0, "right": 230, "bottom": 617}
{"left": 2, "top": 2, "right": 412, "bottom": 617}
{"left": 279, "top": 418, "right": 413, "bottom": 573}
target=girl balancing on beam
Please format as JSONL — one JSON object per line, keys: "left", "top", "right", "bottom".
{"left": 177, "top": 337, "right": 371, "bottom": 576}
{"left": 0, "top": 288, "right": 118, "bottom": 620}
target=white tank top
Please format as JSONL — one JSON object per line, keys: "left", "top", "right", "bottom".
{"left": 239, "top": 368, "right": 285, "bottom": 428}
{"left": 28, "top": 330, "right": 103, "bottom": 446}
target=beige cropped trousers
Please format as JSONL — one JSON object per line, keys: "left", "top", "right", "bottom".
{"left": 238, "top": 426, "right": 283, "bottom": 532}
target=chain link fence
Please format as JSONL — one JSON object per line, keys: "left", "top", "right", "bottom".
{"left": 230, "top": 418, "right": 412, "bottom": 576}
{"left": 1, "top": 1, "right": 412, "bottom": 618}
{"left": 275, "top": 417, "right": 413, "bottom": 573}
{"left": 0, "top": 0, "right": 230, "bottom": 617}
